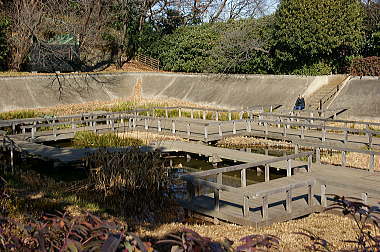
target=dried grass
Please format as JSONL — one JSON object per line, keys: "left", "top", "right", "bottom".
{"left": 321, "top": 152, "right": 380, "bottom": 171}
{"left": 117, "top": 132, "right": 187, "bottom": 145}
{"left": 217, "top": 136, "right": 295, "bottom": 149}
{"left": 138, "top": 213, "right": 362, "bottom": 251}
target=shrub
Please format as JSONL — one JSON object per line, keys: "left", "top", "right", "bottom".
{"left": 350, "top": 56, "right": 380, "bottom": 76}
{"left": 292, "top": 62, "right": 332, "bottom": 76}
{"left": 0, "top": 110, "right": 43, "bottom": 120}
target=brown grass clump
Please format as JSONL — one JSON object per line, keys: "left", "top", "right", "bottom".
{"left": 217, "top": 136, "right": 295, "bottom": 149}
{"left": 117, "top": 132, "right": 187, "bottom": 145}
{"left": 321, "top": 152, "right": 380, "bottom": 171}
{"left": 138, "top": 213, "right": 359, "bottom": 251}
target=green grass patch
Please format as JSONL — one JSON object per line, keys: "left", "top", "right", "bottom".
{"left": 73, "top": 131, "right": 143, "bottom": 148}
{"left": 0, "top": 110, "right": 43, "bottom": 120}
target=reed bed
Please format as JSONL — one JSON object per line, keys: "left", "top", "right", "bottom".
{"left": 73, "top": 132, "right": 143, "bottom": 148}
{"left": 321, "top": 152, "right": 380, "bottom": 171}
{"left": 117, "top": 131, "right": 187, "bottom": 145}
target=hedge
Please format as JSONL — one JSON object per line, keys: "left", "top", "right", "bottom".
{"left": 350, "top": 56, "right": 380, "bottom": 76}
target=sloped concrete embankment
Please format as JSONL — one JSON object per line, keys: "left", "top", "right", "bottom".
{"left": 0, "top": 72, "right": 343, "bottom": 112}
{"left": 329, "top": 76, "right": 380, "bottom": 120}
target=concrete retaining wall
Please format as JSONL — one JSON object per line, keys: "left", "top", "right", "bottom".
{"left": 0, "top": 72, "right": 343, "bottom": 113}
{"left": 329, "top": 77, "right": 380, "bottom": 120}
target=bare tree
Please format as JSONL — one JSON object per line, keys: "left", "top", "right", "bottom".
{"left": 7, "top": 0, "right": 44, "bottom": 71}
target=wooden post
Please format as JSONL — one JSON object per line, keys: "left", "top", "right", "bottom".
{"left": 265, "top": 164, "right": 270, "bottom": 182}
{"left": 191, "top": 109, "right": 194, "bottom": 119}
{"left": 262, "top": 196, "right": 268, "bottom": 220}
{"left": 287, "top": 159, "right": 292, "bottom": 177}
{"left": 31, "top": 126, "right": 35, "bottom": 140}
{"left": 315, "top": 147, "right": 321, "bottom": 164}
{"left": 344, "top": 130, "right": 348, "bottom": 144}
{"left": 307, "top": 184, "right": 313, "bottom": 206}
{"left": 322, "top": 127, "right": 326, "bottom": 142}
{"left": 165, "top": 109, "right": 168, "bottom": 118}
{"left": 283, "top": 126, "right": 287, "bottom": 138}
{"left": 178, "top": 107, "right": 182, "bottom": 118}
{"left": 264, "top": 122, "right": 268, "bottom": 135}
{"left": 218, "top": 124, "right": 222, "bottom": 136}
{"left": 369, "top": 154, "right": 375, "bottom": 173}
{"left": 217, "top": 173, "right": 223, "bottom": 185}
{"left": 294, "top": 144, "right": 299, "bottom": 154}
{"left": 214, "top": 189, "right": 220, "bottom": 212}
{"left": 321, "top": 184, "right": 327, "bottom": 207}
{"left": 187, "top": 182, "right": 195, "bottom": 200}
{"left": 361, "top": 193, "right": 368, "bottom": 205}
{"left": 239, "top": 111, "right": 243, "bottom": 120}
{"left": 215, "top": 112, "right": 219, "bottom": 121}
{"left": 157, "top": 120, "right": 161, "bottom": 132}
{"left": 228, "top": 112, "right": 232, "bottom": 121}
{"left": 301, "top": 126, "right": 305, "bottom": 139}
{"left": 172, "top": 121, "right": 176, "bottom": 134}
{"left": 368, "top": 133, "right": 373, "bottom": 148}
{"left": 203, "top": 111, "right": 206, "bottom": 120}
{"left": 270, "top": 105, "right": 273, "bottom": 113}
{"left": 247, "top": 120, "right": 251, "bottom": 133}
{"left": 233, "top": 121, "right": 236, "bottom": 134}
{"left": 133, "top": 118, "right": 136, "bottom": 128}
{"left": 243, "top": 195, "right": 249, "bottom": 217}
{"left": 342, "top": 151, "right": 346, "bottom": 167}
{"left": 307, "top": 154, "right": 312, "bottom": 172}
{"left": 144, "top": 118, "right": 148, "bottom": 130}
{"left": 241, "top": 169, "right": 247, "bottom": 187}
{"left": 187, "top": 123, "right": 191, "bottom": 136}
{"left": 286, "top": 188, "right": 292, "bottom": 214}
{"left": 204, "top": 126, "right": 208, "bottom": 139}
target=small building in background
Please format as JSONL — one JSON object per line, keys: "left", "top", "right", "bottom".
{"left": 25, "top": 34, "right": 80, "bottom": 73}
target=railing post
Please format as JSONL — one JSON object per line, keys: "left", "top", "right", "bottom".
{"left": 214, "top": 189, "right": 220, "bottom": 212}
{"left": 233, "top": 121, "right": 236, "bottom": 134}
{"left": 204, "top": 125, "right": 208, "bottom": 139}
{"left": 241, "top": 168, "right": 246, "bottom": 187}
{"left": 239, "top": 111, "right": 243, "bottom": 120}
{"left": 10, "top": 140, "right": 14, "bottom": 169}
{"left": 191, "top": 109, "right": 194, "bottom": 119}
{"left": 203, "top": 111, "right": 206, "bottom": 120}
{"left": 369, "top": 153, "right": 375, "bottom": 173}
{"left": 165, "top": 109, "right": 168, "bottom": 118}
{"left": 264, "top": 122, "right": 268, "bottom": 135}
{"left": 287, "top": 159, "right": 292, "bottom": 177}
{"left": 286, "top": 188, "right": 292, "bottom": 214}
{"left": 322, "top": 126, "right": 326, "bottom": 142}
{"left": 283, "top": 125, "right": 287, "bottom": 138}
{"left": 157, "top": 120, "right": 161, "bottom": 132}
{"left": 265, "top": 164, "right": 270, "bottom": 182}
{"left": 307, "top": 154, "right": 312, "bottom": 172}
{"left": 344, "top": 130, "right": 348, "bottom": 144}
{"left": 342, "top": 151, "right": 346, "bottom": 167}
{"left": 31, "top": 126, "right": 36, "bottom": 140}
{"left": 262, "top": 196, "right": 268, "bottom": 220}
{"left": 178, "top": 107, "right": 182, "bottom": 118}
{"left": 215, "top": 111, "right": 219, "bottom": 121}
{"left": 228, "top": 112, "right": 232, "bottom": 121}
{"left": 187, "top": 123, "right": 191, "bottom": 136}
{"left": 246, "top": 120, "right": 251, "bottom": 133}
{"left": 321, "top": 184, "right": 327, "bottom": 207}
{"left": 144, "top": 118, "right": 148, "bottom": 130}
{"left": 301, "top": 126, "right": 305, "bottom": 139}
{"left": 307, "top": 184, "right": 313, "bottom": 206}
{"left": 361, "top": 193, "right": 368, "bottom": 205}
{"left": 316, "top": 147, "right": 321, "bottom": 164}
{"left": 172, "top": 120, "right": 176, "bottom": 134}
{"left": 243, "top": 195, "right": 249, "bottom": 217}
{"left": 368, "top": 132, "right": 373, "bottom": 148}
{"left": 217, "top": 172, "right": 223, "bottom": 185}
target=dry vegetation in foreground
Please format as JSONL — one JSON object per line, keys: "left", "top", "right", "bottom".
{"left": 138, "top": 213, "right": 361, "bottom": 251}
{"left": 321, "top": 152, "right": 380, "bottom": 171}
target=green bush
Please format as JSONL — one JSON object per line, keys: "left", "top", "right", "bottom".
{"left": 350, "top": 56, "right": 380, "bottom": 76}
{"left": 292, "top": 62, "right": 332, "bottom": 76}
{"left": 0, "top": 110, "right": 43, "bottom": 120}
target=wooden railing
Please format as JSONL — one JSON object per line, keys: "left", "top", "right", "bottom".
{"left": 181, "top": 152, "right": 316, "bottom": 221}
{"left": 134, "top": 53, "right": 160, "bottom": 70}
